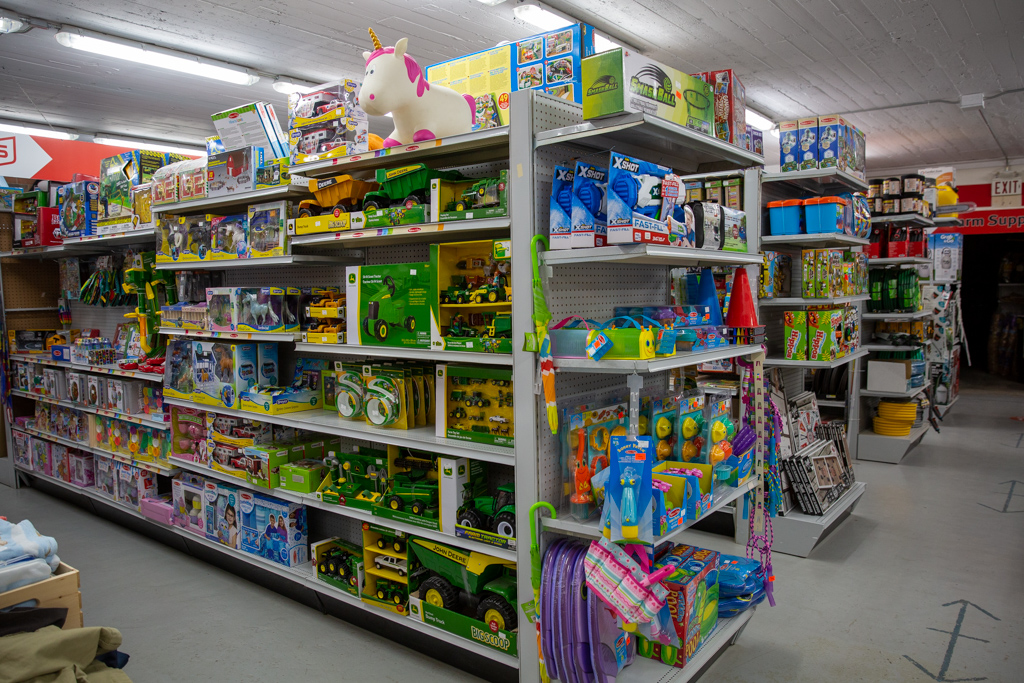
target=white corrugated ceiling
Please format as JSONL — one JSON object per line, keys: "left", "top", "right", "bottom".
{"left": 0, "top": 0, "right": 1021, "bottom": 168}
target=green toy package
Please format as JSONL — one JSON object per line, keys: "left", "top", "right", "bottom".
{"left": 346, "top": 263, "right": 435, "bottom": 348}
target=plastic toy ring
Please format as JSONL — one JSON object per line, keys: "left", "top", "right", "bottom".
{"left": 655, "top": 416, "right": 673, "bottom": 440}
{"left": 336, "top": 374, "right": 365, "bottom": 419}
{"left": 711, "top": 420, "right": 728, "bottom": 443}
{"left": 589, "top": 427, "right": 609, "bottom": 453}
{"left": 365, "top": 378, "right": 400, "bottom": 426}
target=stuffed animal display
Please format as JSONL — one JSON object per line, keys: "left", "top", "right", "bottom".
{"left": 358, "top": 28, "right": 474, "bottom": 147}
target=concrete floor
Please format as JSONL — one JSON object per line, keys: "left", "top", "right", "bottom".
{"left": 2, "top": 378, "right": 1023, "bottom": 682}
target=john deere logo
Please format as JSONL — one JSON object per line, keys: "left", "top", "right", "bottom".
{"left": 443, "top": 466, "right": 452, "bottom": 476}
{"left": 629, "top": 65, "right": 676, "bottom": 106}
{"left": 348, "top": 274, "right": 356, "bottom": 284}
{"left": 587, "top": 74, "right": 618, "bottom": 96}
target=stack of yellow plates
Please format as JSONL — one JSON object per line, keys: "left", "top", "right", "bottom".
{"left": 873, "top": 400, "right": 917, "bottom": 436}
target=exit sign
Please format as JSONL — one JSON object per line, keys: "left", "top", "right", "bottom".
{"left": 993, "top": 178, "right": 1021, "bottom": 197}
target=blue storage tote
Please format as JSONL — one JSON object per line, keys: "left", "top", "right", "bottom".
{"left": 767, "top": 199, "right": 804, "bottom": 235}
{"left": 804, "top": 196, "right": 848, "bottom": 234}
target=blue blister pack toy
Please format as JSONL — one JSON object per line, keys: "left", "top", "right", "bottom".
{"left": 549, "top": 165, "right": 575, "bottom": 250}
{"left": 606, "top": 152, "right": 671, "bottom": 245}
{"left": 571, "top": 161, "right": 608, "bottom": 248}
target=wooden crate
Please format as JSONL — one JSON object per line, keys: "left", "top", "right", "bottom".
{"left": 0, "top": 562, "right": 83, "bottom": 628}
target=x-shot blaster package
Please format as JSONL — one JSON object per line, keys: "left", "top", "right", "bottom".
{"left": 570, "top": 161, "right": 608, "bottom": 248}
{"left": 606, "top": 152, "right": 672, "bottom": 245}
{"left": 549, "top": 165, "right": 574, "bottom": 250}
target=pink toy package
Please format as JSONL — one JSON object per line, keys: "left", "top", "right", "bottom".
{"left": 69, "top": 451, "right": 95, "bottom": 488}
{"left": 171, "top": 405, "right": 208, "bottom": 464}
{"left": 13, "top": 431, "right": 32, "bottom": 471}
{"left": 141, "top": 493, "right": 175, "bottom": 525}
{"left": 172, "top": 474, "right": 207, "bottom": 536}
{"left": 30, "top": 437, "right": 51, "bottom": 477}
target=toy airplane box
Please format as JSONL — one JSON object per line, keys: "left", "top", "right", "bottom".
{"left": 429, "top": 239, "right": 512, "bottom": 354}
{"left": 346, "top": 263, "right": 435, "bottom": 349}
{"left": 426, "top": 24, "right": 595, "bottom": 129}
{"left": 582, "top": 48, "right": 713, "bottom": 136}
{"left": 56, "top": 181, "right": 99, "bottom": 239}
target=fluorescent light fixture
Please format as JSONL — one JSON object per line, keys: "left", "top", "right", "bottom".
{"left": 475, "top": 0, "right": 507, "bottom": 5}
{"left": 272, "top": 79, "right": 315, "bottom": 95}
{"left": 513, "top": 1, "right": 573, "bottom": 32}
{"left": 745, "top": 108, "right": 775, "bottom": 131}
{"left": 93, "top": 136, "right": 206, "bottom": 156}
{"left": 0, "top": 17, "right": 26, "bottom": 33}
{"left": 0, "top": 121, "right": 76, "bottom": 140}
{"left": 54, "top": 30, "right": 259, "bottom": 86}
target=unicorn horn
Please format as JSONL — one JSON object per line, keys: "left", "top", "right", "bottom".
{"left": 368, "top": 27, "right": 382, "bottom": 51}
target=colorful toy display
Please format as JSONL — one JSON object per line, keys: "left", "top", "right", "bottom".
{"left": 359, "top": 28, "right": 475, "bottom": 147}
{"left": 437, "top": 365, "right": 513, "bottom": 447}
{"left": 314, "top": 538, "right": 364, "bottom": 595}
{"left": 430, "top": 239, "right": 512, "bottom": 354}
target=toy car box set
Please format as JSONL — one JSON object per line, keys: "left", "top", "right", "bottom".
{"left": 287, "top": 79, "right": 369, "bottom": 164}
{"left": 430, "top": 239, "right": 512, "bottom": 354}
{"left": 436, "top": 364, "right": 514, "bottom": 447}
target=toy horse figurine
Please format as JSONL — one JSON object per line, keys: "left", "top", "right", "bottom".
{"left": 359, "top": 28, "right": 475, "bottom": 147}
{"left": 242, "top": 292, "right": 280, "bottom": 328}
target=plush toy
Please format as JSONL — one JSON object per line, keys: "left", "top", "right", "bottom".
{"left": 359, "top": 28, "right": 475, "bottom": 147}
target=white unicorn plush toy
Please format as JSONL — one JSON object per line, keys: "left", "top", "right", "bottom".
{"left": 358, "top": 28, "right": 475, "bottom": 148}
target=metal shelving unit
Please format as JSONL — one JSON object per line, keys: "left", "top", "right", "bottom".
{"left": 290, "top": 217, "right": 510, "bottom": 249}
{"left": 9, "top": 353, "right": 164, "bottom": 382}
{"left": 858, "top": 424, "right": 929, "bottom": 464}
{"left": 862, "top": 309, "right": 931, "bottom": 320}
{"left": 11, "top": 389, "right": 170, "bottom": 430}
{"left": 15, "top": 426, "right": 178, "bottom": 475}
{"left": 292, "top": 342, "right": 513, "bottom": 366}
{"left": 759, "top": 294, "right": 869, "bottom": 307}
{"left": 869, "top": 213, "right": 934, "bottom": 227}
{"left": 553, "top": 344, "right": 762, "bottom": 374}
{"left": 153, "top": 255, "right": 347, "bottom": 270}
{"left": 540, "top": 244, "right": 762, "bottom": 267}
{"left": 760, "top": 233, "right": 869, "bottom": 248}
{"left": 151, "top": 184, "right": 311, "bottom": 215}
{"left": 158, "top": 328, "right": 300, "bottom": 342}
{"left": 867, "top": 256, "right": 931, "bottom": 267}
{"left": 764, "top": 348, "right": 869, "bottom": 369}
{"left": 762, "top": 167, "right": 868, "bottom": 193}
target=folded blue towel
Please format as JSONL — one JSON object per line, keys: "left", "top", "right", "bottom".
{"left": 0, "top": 520, "right": 60, "bottom": 571}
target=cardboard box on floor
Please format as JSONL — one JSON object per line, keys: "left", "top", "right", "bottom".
{"left": 0, "top": 562, "right": 82, "bottom": 628}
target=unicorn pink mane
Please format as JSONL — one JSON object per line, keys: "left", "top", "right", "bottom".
{"left": 366, "top": 48, "right": 430, "bottom": 97}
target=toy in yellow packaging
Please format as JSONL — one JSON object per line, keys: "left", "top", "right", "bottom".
{"left": 674, "top": 393, "right": 705, "bottom": 462}
{"left": 362, "top": 366, "right": 409, "bottom": 430}
{"left": 699, "top": 394, "right": 734, "bottom": 465}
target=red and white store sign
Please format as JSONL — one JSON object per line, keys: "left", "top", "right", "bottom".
{"left": 0, "top": 133, "right": 132, "bottom": 182}
{"left": 934, "top": 206, "right": 1024, "bottom": 235}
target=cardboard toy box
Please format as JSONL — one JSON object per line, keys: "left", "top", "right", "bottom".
{"left": 430, "top": 170, "right": 509, "bottom": 223}
{"left": 784, "top": 310, "right": 807, "bottom": 361}
{"left": 0, "top": 562, "right": 83, "bottom": 629}
{"left": 207, "top": 147, "right": 263, "bottom": 198}
{"left": 429, "top": 239, "right": 512, "bottom": 354}
{"left": 191, "top": 341, "right": 257, "bottom": 409}
{"left": 312, "top": 538, "right": 364, "bottom": 596}
{"left": 210, "top": 102, "right": 288, "bottom": 160}
{"left": 779, "top": 120, "right": 799, "bottom": 172}
{"left": 798, "top": 117, "right": 818, "bottom": 170}
{"left": 240, "top": 357, "right": 326, "bottom": 415}
{"left": 288, "top": 79, "right": 365, "bottom": 128}
{"left": 696, "top": 69, "right": 746, "bottom": 146}
{"left": 289, "top": 112, "right": 369, "bottom": 165}
{"left": 605, "top": 152, "right": 673, "bottom": 245}
{"left": 436, "top": 364, "right": 513, "bottom": 447}
{"left": 238, "top": 491, "right": 308, "bottom": 567}
{"left": 248, "top": 200, "right": 289, "bottom": 259}
{"left": 346, "top": 263, "right": 435, "bottom": 349}
{"left": 99, "top": 150, "right": 186, "bottom": 220}
{"left": 582, "top": 48, "right": 713, "bottom": 135}
{"left": 807, "top": 309, "right": 844, "bottom": 362}
{"left": 56, "top": 181, "right": 100, "bottom": 239}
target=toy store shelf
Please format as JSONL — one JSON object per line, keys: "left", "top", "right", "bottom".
{"left": 816, "top": 399, "right": 847, "bottom": 408}
{"left": 765, "top": 481, "right": 867, "bottom": 557}
{"left": 759, "top": 233, "right": 869, "bottom": 249}
{"left": 159, "top": 328, "right": 300, "bottom": 342}
{"left": 9, "top": 354, "right": 164, "bottom": 383}
{"left": 15, "top": 467, "right": 518, "bottom": 668}
{"left": 764, "top": 348, "right": 868, "bottom": 369}
{"left": 543, "top": 478, "right": 758, "bottom": 542}
{"left": 534, "top": 112, "right": 764, "bottom": 173}
{"left": 292, "top": 342, "right": 513, "bottom": 366}
{"left": 0, "top": 245, "right": 70, "bottom": 259}
{"left": 866, "top": 257, "right": 931, "bottom": 267}
{"left": 552, "top": 344, "right": 762, "bottom": 374}
{"left": 153, "top": 255, "right": 345, "bottom": 271}
{"left": 161, "top": 397, "right": 516, "bottom": 466}
{"left": 290, "top": 217, "right": 511, "bottom": 249}
{"left": 168, "top": 455, "right": 518, "bottom": 562}
{"left": 540, "top": 245, "right": 762, "bottom": 268}
{"left": 62, "top": 227, "right": 157, "bottom": 250}
{"left": 870, "top": 213, "right": 934, "bottom": 227}
{"left": 763, "top": 167, "right": 869, "bottom": 193}
{"left": 758, "top": 294, "right": 869, "bottom": 306}
{"left": 14, "top": 426, "right": 178, "bottom": 475}
{"left": 861, "top": 310, "right": 931, "bottom": 321}
{"left": 862, "top": 341, "right": 931, "bottom": 352}
{"left": 932, "top": 217, "right": 961, "bottom": 228}
{"left": 291, "top": 127, "right": 511, "bottom": 178}
{"left": 10, "top": 390, "right": 170, "bottom": 430}
{"left": 151, "top": 184, "right": 310, "bottom": 215}
{"left": 860, "top": 385, "right": 926, "bottom": 399}
{"left": 618, "top": 609, "right": 755, "bottom": 683}
{"left": 857, "top": 424, "right": 928, "bottom": 464}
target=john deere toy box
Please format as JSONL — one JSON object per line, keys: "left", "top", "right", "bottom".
{"left": 312, "top": 537, "right": 364, "bottom": 596}
{"left": 430, "top": 170, "right": 508, "bottom": 223}
{"left": 430, "top": 239, "right": 512, "bottom": 354}
{"left": 346, "top": 263, "right": 435, "bottom": 349}
{"left": 370, "top": 447, "right": 441, "bottom": 531}
{"left": 426, "top": 24, "right": 595, "bottom": 129}
{"left": 436, "top": 364, "right": 514, "bottom": 447}
{"left": 582, "top": 48, "right": 713, "bottom": 135}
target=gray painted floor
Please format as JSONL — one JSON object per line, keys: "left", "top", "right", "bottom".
{"left": 2, "top": 379, "right": 1022, "bottom": 682}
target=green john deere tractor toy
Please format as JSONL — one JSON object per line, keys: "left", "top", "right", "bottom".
{"left": 446, "top": 177, "right": 505, "bottom": 212}
{"left": 485, "top": 313, "right": 512, "bottom": 339}
{"left": 362, "top": 274, "right": 417, "bottom": 342}
{"left": 362, "top": 163, "right": 466, "bottom": 210}
{"left": 457, "top": 482, "right": 516, "bottom": 538}
{"left": 374, "top": 578, "right": 406, "bottom": 605}
{"left": 409, "top": 538, "right": 517, "bottom": 631}
{"left": 318, "top": 547, "right": 360, "bottom": 588}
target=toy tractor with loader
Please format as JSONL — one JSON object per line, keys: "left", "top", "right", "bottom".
{"left": 445, "top": 177, "right": 505, "bottom": 212}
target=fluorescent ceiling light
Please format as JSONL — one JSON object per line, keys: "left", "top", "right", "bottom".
{"left": 0, "top": 17, "right": 26, "bottom": 33}
{"left": 745, "top": 108, "right": 775, "bottom": 131}
{"left": 272, "top": 80, "right": 315, "bottom": 95}
{"left": 0, "top": 122, "right": 76, "bottom": 140}
{"left": 93, "top": 136, "right": 205, "bottom": 156}
{"left": 54, "top": 31, "right": 259, "bottom": 86}
{"left": 514, "top": 1, "right": 573, "bottom": 32}
{"left": 475, "top": 0, "right": 507, "bottom": 5}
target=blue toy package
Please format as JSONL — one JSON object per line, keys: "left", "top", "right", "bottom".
{"left": 203, "top": 481, "right": 241, "bottom": 549}
{"left": 549, "top": 165, "right": 575, "bottom": 250}
{"left": 606, "top": 434, "right": 654, "bottom": 544}
{"left": 717, "top": 553, "right": 762, "bottom": 597}
{"left": 56, "top": 181, "right": 99, "bottom": 239}
{"left": 571, "top": 161, "right": 608, "bottom": 248}
{"left": 606, "top": 152, "right": 672, "bottom": 245}
{"left": 239, "top": 490, "right": 308, "bottom": 567}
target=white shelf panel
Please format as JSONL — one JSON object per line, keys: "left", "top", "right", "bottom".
{"left": 764, "top": 348, "right": 868, "bottom": 369}
{"left": 15, "top": 426, "right": 178, "bottom": 475}
{"left": 870, "top": 213, "right": 934, "bottom": 227}
{"left": 858, "top": 424, "right": 928, "bottom": 464}
{"left": 15, "top": 466, "right": 518, "bottom": 668}
{"left": 759, "top": 294, "right": 869, "bottom": 306}
{"left": 541, "top": 245, "right": 762, "bottom": 268}
{"left": 936, "top": 394, "right": 959, "bottom": 417}
{"left": 162, "top": 397, "right": 515, "bottom": 466}
{"left": 760, "top": 233, "right": 869, "bottom": 248}
{"left": 762, "top": 167, "right": 869, "bottom": 193}
{"left": 293, "top": 342, "right": 513, "bottom": 366}
{"left": 535, "top": 112, "right": 764, "bottom": 172}
{"left": 151, "top": 184, "right": 310, "bottom": 214}
{"left": 543, "top": 478, "right": 758, "bottom": 541}
{"left": 289, "top": 217, "right": 510, "bottom": 249}
{"left": 11, "top": 390, "right": 169, "bottom": 430}
{"left": 63, "top": 227, "right": 157, "bottom": 249}
{"left": 764, "top": 481, "right": 867, "bottom": 557}
{"left": 816, "top": 399, "right": 846, "bottom": 408}
{"left": 168, "top": 456, "right": 517, "bottom": 562}
{"left": 291, "top": 127, "right": 511, "bottom": 178}
{"left": 932, "top": 217, "right": 961, "bottom": 228}
{"left": 863, "top": 342, "right": 930, "bottom": 352}
{"left": 860, "top": 385, "right": 926, "bottom": 399}
{"left": 862, "top": 310, "right": 930, "bottom": 321}
{"left": 154, "top": 255, "right": 348, "bottom": 271}
{"left": 159, "top": 328, "right": 300, "bottom": 342}
{"left": 867, "top": 257, "right": 931, "bottom": 267}
{"left": 9, "top": 354, "right": 164, "bottom": 383}
{"left": 553, "top": 344, "right": 762, "bottom": 374}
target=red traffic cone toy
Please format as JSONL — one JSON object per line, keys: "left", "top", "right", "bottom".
{"left": 726, "top": 267, "right": 759, "bottom": 328}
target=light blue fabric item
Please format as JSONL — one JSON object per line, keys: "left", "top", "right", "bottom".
{"left": 0, "top": 519, "right": 60, "bottom": 571}
{"left": 0, "top": 557, "right": 52, "bottom": 593}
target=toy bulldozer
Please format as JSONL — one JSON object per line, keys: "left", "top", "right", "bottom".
{"left": 297, "top": 175, "right": 378, "bottom": 218}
